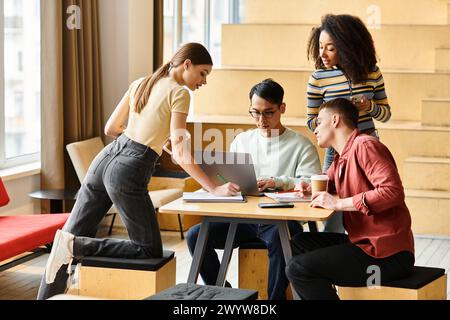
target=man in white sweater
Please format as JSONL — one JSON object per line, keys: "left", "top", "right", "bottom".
{"left": 230, "top": 118, "right": 320, "bottom": 192}
{"left": 187, "top": 79, "right": 321, "bottom": 300}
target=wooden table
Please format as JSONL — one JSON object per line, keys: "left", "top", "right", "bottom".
{"left": 159, "top": 196, "right": 334, "bottom": 300}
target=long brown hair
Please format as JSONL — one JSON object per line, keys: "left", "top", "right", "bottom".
{"left": 307, "top": 14, "right": 378, "bottom": 84}
{"left": 133, "top": 42, "right": 213, "bottom": 113}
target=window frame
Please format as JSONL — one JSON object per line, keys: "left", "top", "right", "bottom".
{"left": 170, "top": 0, "right": 240, "bottom": 61}
{"left": 0, "top": 0, "right": 41, "bottom": 169}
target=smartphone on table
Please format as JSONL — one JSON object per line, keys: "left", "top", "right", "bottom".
{"left": 258, "top": 202, "right": 294, "bottom": 209}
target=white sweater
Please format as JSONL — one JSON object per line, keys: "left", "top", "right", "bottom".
{"left": 230, "top": 128, "right": 321, "bottom": 191}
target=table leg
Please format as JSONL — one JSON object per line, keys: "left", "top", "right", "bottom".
{"left": 50, "top": 199, "right": 63, "bottom": 214}
{"left": 215, "top": 222, "right": 238, "bottom": 286}
{"left": 187, "top": 218, "right": 211, "bottom": 284}
{"left": 308, "top": 221, "right": 318, "bottom": 232}
{"left": 177, "top": 214, "right": 184, "bottom": 240}
{"left": 277, "top": 221, "right": 301, "bottom": 300}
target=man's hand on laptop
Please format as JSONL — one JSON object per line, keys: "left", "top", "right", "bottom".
{"left": 212, "top": 182, "right": 241, "bottom": 197}
{"left": 257, "top": 179, "right": 276, "bottom": 192}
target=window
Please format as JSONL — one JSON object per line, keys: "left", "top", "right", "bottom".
{"left": 17, "top": 50, "right": 22, "bottom": 71}
{"left": 1, "top": 0, "right": 40, "bottom": 167}
{"left": 209, "top": 0, "right": 232, "bottom": 65}
{"left": 163, "top": 1, "right": 243, "bottom": 116}
{"left": 182, "top": 0, "right": 205, "bottom": 45}
{"left": 164, "top": 0, "right": 243, "bottom": 66}
{"left": 163, "top": 0, "right": 175, "bottom": 63}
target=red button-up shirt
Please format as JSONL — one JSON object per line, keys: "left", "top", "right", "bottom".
{"left": 327, "top": 130, "right": 414, "bottom": 258}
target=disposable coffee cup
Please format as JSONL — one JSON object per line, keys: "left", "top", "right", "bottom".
{"left": 311, "top": 175, "right": 329, "bottom": 194}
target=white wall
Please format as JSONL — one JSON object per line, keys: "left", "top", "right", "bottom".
{"left": 0, "top": 174, "right": 40, "bottom": 215}
{"left": 128, "top": 0, "right": 154, "bottom": 82}
{"left": 99, "top": 0, "right": 154, "bottom": 144}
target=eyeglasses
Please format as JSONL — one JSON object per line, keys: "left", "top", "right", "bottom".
{"left": 315, "top": 118, "right": 321, "bottom": 127}
{"left": 248, "top": 110, "right": 277, "bottom": 119}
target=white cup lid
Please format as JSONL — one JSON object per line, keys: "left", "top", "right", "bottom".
{"left": 311, "top": 174, "right": 329, "bottom": 181}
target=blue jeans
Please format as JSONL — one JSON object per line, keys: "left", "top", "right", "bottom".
{"left": 186, "top": 221, "right": 303, "bottom": 300}
{"left": 37, "top": 134, "right": 162, "bottom": 300}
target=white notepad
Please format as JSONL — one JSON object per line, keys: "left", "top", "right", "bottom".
{"left": 182, "top": 191, "right": 246, "bottom": 203}
{"left": 264, "top": 192, "right": 311, "bottom": 203}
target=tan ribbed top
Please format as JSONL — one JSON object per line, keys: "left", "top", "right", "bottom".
{"left": 125, "top": 77, "right": 190, "bottom": 155}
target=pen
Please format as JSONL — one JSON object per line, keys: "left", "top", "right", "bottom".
{"left": 216, "top": 174, "right": 228, "bottom": 184}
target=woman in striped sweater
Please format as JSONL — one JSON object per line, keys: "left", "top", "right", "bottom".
{"left": 306, "top": 14, "right": 391, "bottom": 232}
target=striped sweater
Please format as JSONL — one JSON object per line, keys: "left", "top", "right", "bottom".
{"left": 306, "top": 66, "right": 391, "bottom": 132}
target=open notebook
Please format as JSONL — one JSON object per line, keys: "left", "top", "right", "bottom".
{"left": 182, "top": 191, "right": 246, "bottom": 203}
{"left": 264, "top": 192, "right": 311, "bottom": 203}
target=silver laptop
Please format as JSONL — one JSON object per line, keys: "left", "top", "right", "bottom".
{"left": 194, "top": 150, "right": 263, "bottom": 196}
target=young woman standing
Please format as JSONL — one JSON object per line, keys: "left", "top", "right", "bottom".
{"left": 305, "top": 14, "right": 391, "bottom": 233}
{"left": 37, "top": 43, "right": 239, "bottom": 299}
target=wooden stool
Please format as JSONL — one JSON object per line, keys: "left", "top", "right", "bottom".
{"left": 238, "top": 241, "right": 293, "bottom": 300}
{"left": 47, "top": 294, "right": 102, "bottom": 300}
{"left": 338, "top": 266, "right": 447, "bottom": 300}
{"left": 79, "top": 250, "right": 176, "bottom": 300}
{"left": 146, "top": 283, "right": 258, "bottom": 300}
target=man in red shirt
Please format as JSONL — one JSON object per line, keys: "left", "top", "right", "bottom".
{"left": 286, "top": 98, "right": 415, "bottom": 300}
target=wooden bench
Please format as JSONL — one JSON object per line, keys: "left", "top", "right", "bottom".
{"left": 338, "top": 266, "right": 447, "bottom": 300}
{"left": 79, "top": 250, "right": 176, "bottom": 299}
{"left": 239, "top": 241, "right": 447, "bottom": 300}
{"left": 50, "top": 283, "right": 258, "bottom": 301}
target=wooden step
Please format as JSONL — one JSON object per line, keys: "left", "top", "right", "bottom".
{"left": 241, "top": 0, "right": 450, "bottom": 25}
{"left": 422, "top": 99, "right": 450, "bottom": 126}
{"left": 221, "top": 24, "right": 450, "bottom": 70}
{"left": 404, "top": 157, "right": 450, "bottom": 191}
{"left": 183, "top": 119, "right": 450, "bottom": 237}
{"left": 436, "top": 48, "right": 450, "bottom": 72}
{"left": 448, "top": 1, "right": 450, "bottom": 25}
{"left": 186, "top": 115, "right": 450, "bottom": 189}
{"left": 195, "top": 67, "right": 450, "bottom": 121}
{"left": 188, "top": 114, "right": 450, "bottom": 133}
{"left": 405, "top": 189, "right": 450, "bottom": 236}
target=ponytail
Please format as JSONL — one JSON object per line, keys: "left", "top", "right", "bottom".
{"left": 133, "top": 43, "right": 213, "bottom": 114}
{"left": 133, "top": 62, "right": 171, "bottom": 114}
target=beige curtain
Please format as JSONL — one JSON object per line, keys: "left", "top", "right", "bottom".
{"left": 153, "top": 0, "right": 164, "bottom": 71}
{"left": 41, "top": 0, "right": 64, "bottom": 190}
{"left": 41, "top": 0, "right": 103, "bottom": 195}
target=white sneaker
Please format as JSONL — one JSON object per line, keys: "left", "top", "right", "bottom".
{"left": 45, "top": 229, "right": 75, "bottom": 284}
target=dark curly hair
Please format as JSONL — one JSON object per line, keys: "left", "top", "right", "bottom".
{"left": 307, "top": 14, "right": 378, "bottom": 84}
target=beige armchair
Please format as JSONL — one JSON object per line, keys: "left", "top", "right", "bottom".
{"left": 66, "top": 137, "right": 183, "bottom": 237}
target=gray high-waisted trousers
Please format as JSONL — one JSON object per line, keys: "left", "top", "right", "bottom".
{"left": 37, "top": 134, "right": 162, "bottom": 299}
